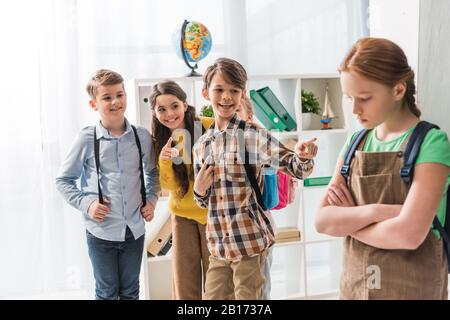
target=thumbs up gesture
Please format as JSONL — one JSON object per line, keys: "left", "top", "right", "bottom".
{"left": 160, "top": 137, "right": 179, "bottom": 161}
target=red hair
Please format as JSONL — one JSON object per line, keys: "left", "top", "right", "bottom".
{"left": 339, "top": 37, "right": 420, "bottom": 117}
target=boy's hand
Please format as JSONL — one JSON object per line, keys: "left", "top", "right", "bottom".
{"left": 88, "top": 198, "right": 110, "bottom": 222}
{"left": 141, "top": 203, "right": 155, "bottom": 222}
{"left": 160, "top": 137, "right": 179, "bottom": 161}
{"left": 193, "top": 160, "right": 214, "bottom": 196}
{"left": 327, "top": 183, "right": 355, "bottom": 207}
{"left": 295, "top": 138, "right": 318, "bottom": 161}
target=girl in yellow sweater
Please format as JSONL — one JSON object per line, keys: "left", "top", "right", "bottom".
{"left": 150, "top": 80, "right": 213, "bottom": 299}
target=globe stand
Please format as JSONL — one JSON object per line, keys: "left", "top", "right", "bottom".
{"left": 181, "top": 19, "right": 202, "bottom": 77}
{"left": 186, "top": 68, "right": 201, "bottom": 77}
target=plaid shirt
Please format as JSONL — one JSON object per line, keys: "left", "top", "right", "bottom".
{"left": 193, "top": 114, "right": 314, "bottom": 260}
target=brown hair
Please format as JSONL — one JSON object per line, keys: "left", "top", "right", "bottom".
{"left": 149, "top": 80, "right": 198, "bottom": 198}
{"left": 203, "top": 57, "right": 247, "bottom": 91}
{"left": 86, "top": 69, "right": 124, "bottom": 99}
{"left": 339, "top": 37, "right": 421, "bottom": 117}
{"left": 240, "top": 96, "right": 254, "bottom": 117}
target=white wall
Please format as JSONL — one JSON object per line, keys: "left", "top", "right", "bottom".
{"left": 368, "top": 0, "right": 450, "bottom": 133}
{"left": 223, "top": 0, "right": 248, "bottom": 68}
{"left": 369, "top": 0, "right": 420, "bottom": 72}
{"left": 417, "top": 0, "right": 450, "bottom": 133}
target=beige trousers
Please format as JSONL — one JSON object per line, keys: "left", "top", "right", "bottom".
{"left": 171, "top": 214, "right": 210, "bottom": 300}
{"left": 204, "top": 251, "right": 267, "bottom": 300}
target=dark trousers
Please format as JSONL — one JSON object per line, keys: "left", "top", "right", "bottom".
{"left": 86, "top": 226, "right": 144, "bottom": 300}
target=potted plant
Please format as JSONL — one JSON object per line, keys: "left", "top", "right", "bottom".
{"left": 200, "top": 104, "right": 214, "bottom": 117}
{"left": 301, "top": 90, "right": 321, "bottom": 130}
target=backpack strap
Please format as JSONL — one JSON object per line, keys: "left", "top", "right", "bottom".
{"left": 399, "top": 121, "right": 449, "bottom": 260}
{"left": 237, "top": 120, "right": 267, "bottom": 211}
{"left": 433, "top": 186, "right": 450, "bottom": 272}
{"left": 340, "top": 129, "right": 369, "bottom": 184}
{"left": 131, "top": 125, "right": 147, "bottom": 207}
{"left": 93, "top": 125, "right": 146, "bottom": 206}
{"left": 93, "top": 127, "right": 104, "bottom": 204}
{"left": 400, "top": 121, "right": 439, "bottom": 186}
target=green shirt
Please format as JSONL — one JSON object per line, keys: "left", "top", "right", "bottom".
{"left": 340, "top": 127, "right": 450, "bottom": 237}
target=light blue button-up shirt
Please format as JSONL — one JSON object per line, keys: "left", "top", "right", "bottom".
{"left": 56, "top": 119, "right": 160, "bottom": 241}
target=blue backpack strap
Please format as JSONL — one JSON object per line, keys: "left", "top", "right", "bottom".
{"left": 400, "top": 121, "right": 449, "bottom": 270}
{"left": 340, "top": 129, "right": 369, "bottom": 184}
{"left": 400, "top": 121, "right": 439, "bottom": 186}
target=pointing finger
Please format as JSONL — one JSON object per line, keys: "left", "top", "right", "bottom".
{"left": 303, "top": 137, "right": 317, "bottom": 145}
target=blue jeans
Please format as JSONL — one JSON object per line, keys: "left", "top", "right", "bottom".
{"left": 86, "top": 226, "right": 144, "bottom": 300}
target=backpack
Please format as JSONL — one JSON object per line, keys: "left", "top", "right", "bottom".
{"left": 272, "top": 171, "right": 290, "bottom": 210}
{"left": 262, "top": 167, "right": 279, "bottom": 210}
{"left": 340, "top": 121, "right": 450, "bottom": 271}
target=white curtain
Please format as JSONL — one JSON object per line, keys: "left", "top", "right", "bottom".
{"left": 0, "top": 0, "right": 226, "bottom": 299}
{"left": 245, "top": 0, "right": 369, "bottom": 74}
{"left": 0, "top": 0, "right": 367, "bottom": 298}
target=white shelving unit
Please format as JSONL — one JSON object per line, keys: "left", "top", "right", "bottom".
{"left": 128, "top": 74, "right": 352, "bottom": 300}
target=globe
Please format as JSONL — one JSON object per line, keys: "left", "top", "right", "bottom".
{"left": 172, "top": 20, "right": 212, "bottom": 76}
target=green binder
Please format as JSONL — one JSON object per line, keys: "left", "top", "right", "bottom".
{"left": 249, "top": 90, "right": 287, "bottom": 131}
{"left": 257, "top": 87, "right": 297, "bottom": 131}
{"left": 304, "top": 176, "right": 332, "bottom": 187}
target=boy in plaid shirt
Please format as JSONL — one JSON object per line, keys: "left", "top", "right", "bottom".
{"left": 193, "top": 58, "right": 317, "bottom": 299}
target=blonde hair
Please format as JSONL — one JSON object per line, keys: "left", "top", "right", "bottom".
{"left": 86, "top": 69, "right": 124, "bottom": 99}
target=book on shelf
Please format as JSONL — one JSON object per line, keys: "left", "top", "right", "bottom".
{"left": 147, "top": 216, "right": 172, "bottom": 256}
{"left": 275, "top": 227, "right": 301, "bottom": 243}
{"left": 257, "top": 86, "right": 297, "bottom": 131}
{"left": 304, "top": 176, "right": 332, "bottom": 187}
{"left": 249, "top": 89, "right": 287, "bottom": 131}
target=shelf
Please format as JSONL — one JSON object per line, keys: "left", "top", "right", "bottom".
{"left": 271, "top": 131, "right": 300, "bottom": 139}
{"left": 147, "top": 254, "right": 172, "bottom": 262}
{"left": 271, "top": 244, "right": 305, "bottom": 299}
{"left": 276, "top": 290, "right": 339, "bottom": 300}
{"left": 249, "top": 73, "right": 340, "bottom": 81}
{"left": 300, "top": 290, "right": 339, "bottom": 300}
{"left": 129, "top": 73, "right": 350, "bottom": 300}
{"left": 302, "top": 184, "right": 328, "bottom": 190}
{"left": 305, "top": 241, "right": 343, "bottom": 296}
{"left": 131, "top": 77, "right": 204, "bottom": 84}
{"left": 274, "top": 240, "right": 302, "bottom": 247}
{"left": 302, "top": 128, "right": 347, "bottom": 134}
{"left": 304, "top": 238, "right": 342, "bottom": 245}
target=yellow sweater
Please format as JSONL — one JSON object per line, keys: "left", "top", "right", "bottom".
{"left": 158, "top": 116, "right": 214, "bottom": 224}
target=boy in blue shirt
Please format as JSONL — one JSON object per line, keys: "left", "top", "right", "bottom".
{"left": 56, "top": 69, "right": 160, "bottom": 300}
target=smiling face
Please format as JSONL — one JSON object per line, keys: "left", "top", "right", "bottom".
{"left": 202, "top": 72, "right": 245, "bottom": 126}
{"left": 154, "top": 94, "right": 187, "bottom": 131}
{"left": 89, "top": 83, "right": 126, "bottom": 126}
{"left": 340, "top": 71, "right": 405, "bottom": 129}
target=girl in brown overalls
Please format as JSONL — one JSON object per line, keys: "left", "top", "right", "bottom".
{"left": 315, "top": 38, "right": 450, "bottom": 299}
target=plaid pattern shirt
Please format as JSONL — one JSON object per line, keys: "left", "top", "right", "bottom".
{"left": 193, "top": 114, "right": 314, "bottom": 260}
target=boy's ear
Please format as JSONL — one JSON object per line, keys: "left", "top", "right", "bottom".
{"left": 89, "top": 99, "right": 97, "bottom": 111}
{"left": 202, "top": 88, "right": 210, "bottom": 100}
{"left": 393, "top": 82, "right": 406, "bottom": 101}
